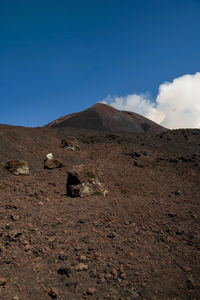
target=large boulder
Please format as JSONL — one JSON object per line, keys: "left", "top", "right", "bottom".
{"left": 61, "top": 136, "right": 80, "bottom": 150}
{"left": 4, "top": 160, "right": 29, "bottom": 175}
{"left": 66, "top": 164, "right": 108, "bottom": 197}
{"left": 44, "top": 153, "right": 63, "bottom": 169}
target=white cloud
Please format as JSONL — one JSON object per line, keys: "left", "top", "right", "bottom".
{"left": 102, "top": 72, "right": 200, "bottom": 129}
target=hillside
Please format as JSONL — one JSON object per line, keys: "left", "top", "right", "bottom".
{"left": 46, "top": 103, "right": 167, "bottom": 134}
{"left": 0, "top": 122, "right": 200, "bottom": 299}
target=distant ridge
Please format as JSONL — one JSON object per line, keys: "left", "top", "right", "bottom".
{"left": 46, "top": 103, "right": 167, "bottom": 134}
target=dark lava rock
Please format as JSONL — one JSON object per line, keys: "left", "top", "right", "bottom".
{"left": 187, "top": 276, "right": 195, "bottom": 289}
{"left": 134, "top": 161, "right": 144, "bottom": 168}
{"left": 175, "top": 189, "right": 182, "bottom": 196}
{"left": 4, "top": 160, "right": 29, "bottom": 175}
{"left": 61, "top": 136, "right": 80, "bottom": 150}
{"left": 57, "top": 267, "right": 71, "bottom": 277}
{"left": 66, "top": 164, "right": 108, "bottom": 197}
{"left": 48, "top": 288, "right": 58, "bottom": 299}
{"left": 44, "top": 158, "right": 63, "bottom": 169}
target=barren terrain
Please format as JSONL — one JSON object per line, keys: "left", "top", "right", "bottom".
{"left": 0, "top": 123, "right": 200, "bottom": 299}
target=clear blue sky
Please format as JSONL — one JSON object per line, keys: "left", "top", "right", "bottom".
{"left": 1, "top": 0, "right": 200, "bottom": 126}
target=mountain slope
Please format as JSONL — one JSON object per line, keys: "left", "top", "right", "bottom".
{"left": 0, "top": 125, "right": 200, "bottom": 299}
{"left": 47, "top": 103, "right": 167, "bottom": 134}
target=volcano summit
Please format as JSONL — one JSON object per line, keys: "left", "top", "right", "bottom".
{"left": 47, "top": 103, "right": 166, "bottom": 134}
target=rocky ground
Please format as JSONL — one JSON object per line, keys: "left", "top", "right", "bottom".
{"left": 0, "top": 125, "right": 200, "bottom": 299}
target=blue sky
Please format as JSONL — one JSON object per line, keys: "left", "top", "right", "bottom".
{"left": 0, "top": 0, "right": 200, "bottom": 126}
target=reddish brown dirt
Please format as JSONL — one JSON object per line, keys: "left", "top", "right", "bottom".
{"left": 0, "top": 125, "right": 200, "bottom": 299}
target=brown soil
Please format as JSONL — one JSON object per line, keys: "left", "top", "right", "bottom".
{"left": 0, "top": 124, "right": 200, "bottom": 299}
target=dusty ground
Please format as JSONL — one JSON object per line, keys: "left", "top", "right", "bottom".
{"left": 0, "top": 125, "right": 200, "bottom": 299}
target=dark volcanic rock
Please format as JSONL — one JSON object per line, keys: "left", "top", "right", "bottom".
{"left": 48, "top": 288, "right": 58, "bottom": 299}
{"left": 61, "top": 136, "right": 80, "bottom": 150}
{"left": 4, "top": 159, "right": 29, "bottom": 175}
{"left": 44, "top": 158, "right": 63, "bottom": 169}
{"left": 66, "top": 164, "right": 108, "bottom": 197}
{"left": 57, "top": 267, "right": 71, "bottom": 277}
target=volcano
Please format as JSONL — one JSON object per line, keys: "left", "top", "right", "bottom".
{"left": 47, "top": 103, "right": 167, "bottom": 134}
{"left": 1, "top": 103, "right": 200, "bottom": 299}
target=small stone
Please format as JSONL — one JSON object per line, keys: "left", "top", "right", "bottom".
{"left": 73, "top": 244, "right": 81, "bottom": 251}
{"left": 134, "top": 161, "right": 143, "bottom": 168}
{"left": 122, "top": 288, "right": 139, "bottom": 298}
{"left": 44, "top": 158, "right": 63, "bottom": 169}
{"left": 120, "top": 273, "right": 126, "bottom": 279}
{"left": 141, "top": 282, "right": 146, "bottom": 287}
{"left": 94, "top": 251, "right": 101, "bottom": 260}
{"left": 98, "top": 274, "right": 105, "bottom": 283}
{"left": 187, "top": 276, "right": 195, "bottom": 289}
{"left": 46, "top": 153, "right": 53, "bottom": 160}
{"left": 111, "top": 268, "right": 117, "bottom": 276}
{"left": 176, "top": 229, "right": 184, "bottom": 235}
{"left": 23, "top": 240, "right": 29, "bottom": 245}
{"left": 129, "top": 289, "right": 139, "bottom": 298}
{"left": 0, "top": 277, "right": 6, "bottom": 285}
{"left": 105, "top": 273, "right": 112, "bottom": 279}
{"left": 24, "top": 244, "right": 31, "bottom": 251}
{"left": 57, "top": 267, "right": 71, "bottom": 277}
{"left": 119, "top": 265, "right": 124, "bottom": 273}
{"left": 75, "top": 263, "right": 88, "bottom": 271}
{"left": 78, "top": 219, "right": 86, "bottom": 224}
{"left": 183, "top": 266, "right": 191, "bottom": 272}
{"left": 79, "top": 255, "right": 87, "bottom": 262}
{"left": 13, "top": 296, "right": 19, "bottom": 300}
{"left": 86, "top": 288, "right": 96, "bottom": 295}
{"left": 0, "top": 183, "right": 6, "bottom": 189}
{"left": 175, "top": 189, "right": 181, "bottom": 196}
{"left": 58, "top": 254, "right": 67, "bottom": 261}
{"left": 108, "top": 288, "right": 118, "bottom": 297}
{"left": 45, "top": 197, "right": 51, "bottom": 202}
{"left": 107, "top": 233, "right": 115, "bottom": 239}
{"left": 168, "top": 212, "right": 177, "bottom": 218}
{"left": 48, "top": 288, "right": 58, "bottom": 298}
{"left": 124, "top": 221, "right": 130, "bottom": 225}
{"left": 10, "top": 215, "right": 19, "bottom": 221}
{"left": 90, "top": 269, "right": 98, "bottom": 278}
{"left": 65, "top": 280, "right": 74, "bottom": 287}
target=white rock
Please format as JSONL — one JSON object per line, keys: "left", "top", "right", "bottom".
{"left": 46, "top": 153, "right": 53, "bottom": 160}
